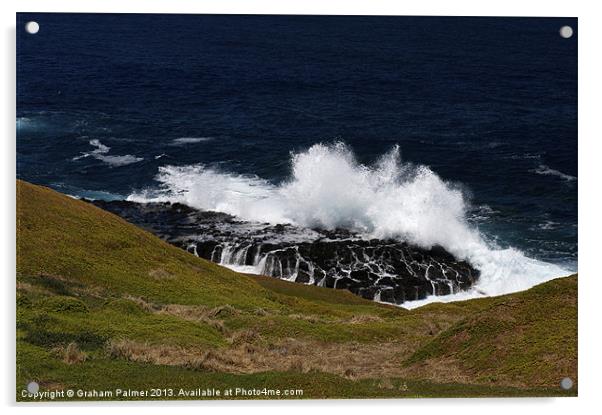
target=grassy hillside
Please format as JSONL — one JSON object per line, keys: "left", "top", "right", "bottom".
{"left": 16, "top": 180, "right": 577, "bottom": 400}
{"left": 403, "top": 276, "right": 577, "bottom": 387}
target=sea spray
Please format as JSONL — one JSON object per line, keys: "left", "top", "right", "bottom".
{"left": 128, "top": 142, "right": 569, "bottom": 305}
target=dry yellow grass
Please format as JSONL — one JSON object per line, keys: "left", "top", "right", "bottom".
{"left": 348, "top": 314, "right": 384, "bottom": 324}
{"left": 148, "top": 268, "right": 175, "bottom": 280}
{"left": 52, "top": 342, "right": 87, "bottom": 364}
{"left": 104, "top": 333, "right": 418, "bottom": 380}
{"left": 157, "top": 304, "right": 229, "bottom": 333}
{"left": 122, "top": 295, "right": 157, "bottom": 312}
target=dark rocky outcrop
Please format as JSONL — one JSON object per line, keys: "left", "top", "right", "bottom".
{"left": 91, "top": 200, "right": 479, "bottom": 304}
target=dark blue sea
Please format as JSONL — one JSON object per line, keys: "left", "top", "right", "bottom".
{"left": 17, "top": 13, "right": 577, "bottom": 281}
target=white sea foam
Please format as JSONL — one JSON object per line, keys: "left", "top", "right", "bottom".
{"left": 73, "top": 139, "right": 143, "bottom": 167}
{"left": 17, "top": 116, "right": 49, "bottom": 133}
{"left": 129, "top": 142, "right": 572, "bottom": 306}
{"left": 532, "top": 220, "right": 560, "bottom": 231}
{"left": 16, "top": 117, "right": 34, "bottom": 130}
{"left": 170, "top": 137, "right": 214, "bottom": 145}
{"left": 531, "top": 164, "right": 576, "bottom": 182}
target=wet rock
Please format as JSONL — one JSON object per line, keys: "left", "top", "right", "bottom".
{"left": 91, "top": 199, "right": 480, "bottom": 305}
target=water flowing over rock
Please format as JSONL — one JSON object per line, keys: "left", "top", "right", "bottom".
{"left": 91, "top": 200, "right": 480, "bottom": 304}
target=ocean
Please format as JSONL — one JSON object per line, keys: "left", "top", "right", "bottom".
{"left": 16, "top": 14, "right": 577, "bottom": 306}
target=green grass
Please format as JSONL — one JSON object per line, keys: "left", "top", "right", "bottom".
{"left": 404, "top": 275, "right": 577, "bottom": 388}
{"left": 16, "top": 180, "right": 578, "bottom": 400}
{"left": 17, "top": 180, "right": 278, "bottom": 310}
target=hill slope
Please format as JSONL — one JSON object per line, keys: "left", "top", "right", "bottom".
{"left": 16, "top": 180, "right": 577, "bottom": 400}
{"left": 403, "top": 276, "right": 577, "bottom": 387}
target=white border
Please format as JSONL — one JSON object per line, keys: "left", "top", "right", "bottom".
{"left": 3, "top": 0, "right": 601, "bottom": 413}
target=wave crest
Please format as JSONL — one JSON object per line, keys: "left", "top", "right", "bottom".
{"left": 73, "top": 139, "right": 143, "bottom": 167}
{"left": 128, "top": 142, "right": 570, "bottom": 304}
{"left": 531, "top": 164, "right": 577, "bottom": 182}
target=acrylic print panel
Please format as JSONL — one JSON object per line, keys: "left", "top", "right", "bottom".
{"left": 16, "top": 13, "right": 577, "bottom": 401}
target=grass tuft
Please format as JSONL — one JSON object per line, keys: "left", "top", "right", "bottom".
{"left": 52, "top": 342, "right": 87, "bottom": 364}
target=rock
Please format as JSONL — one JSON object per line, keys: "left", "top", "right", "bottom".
{"left": 91, "top": 199, "right": 480, "bottom": 305}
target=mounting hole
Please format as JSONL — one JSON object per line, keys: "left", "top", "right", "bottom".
{"left": 25, "top": 21, "right": 40, "bottom": 35}
{"left": 27, "top": 381, "right": 39, "bottom": 394}
{"left": 560, "top": 377, "right": 573, "bottom": 390}
{"left": 559, "top": 26, "right": 573, "bottom": 39}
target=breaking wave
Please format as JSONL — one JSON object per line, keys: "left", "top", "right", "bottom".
{"left": 170, "top": 137, "right": 214, "bottom": 145}
{"left": 73, "top": 139, "right": 143, "bottom": 167}
{"left": 128, "top": 142, "right": 570, "bottom": 306}
{"left": 531, "top": 164, "right": 577, "bottom": 182}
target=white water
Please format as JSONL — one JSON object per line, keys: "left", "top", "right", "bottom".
{"left": 129, "top": 142, "right": 571, "bottom": 306}
{"left": 531, "top": 164, "right": 577, "bottom": 182}
{"left": 73, "top": 139, "right": 143, "bottom": 167}
{"left": 170, "top": 137, "right": 214, "bottom": 145}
